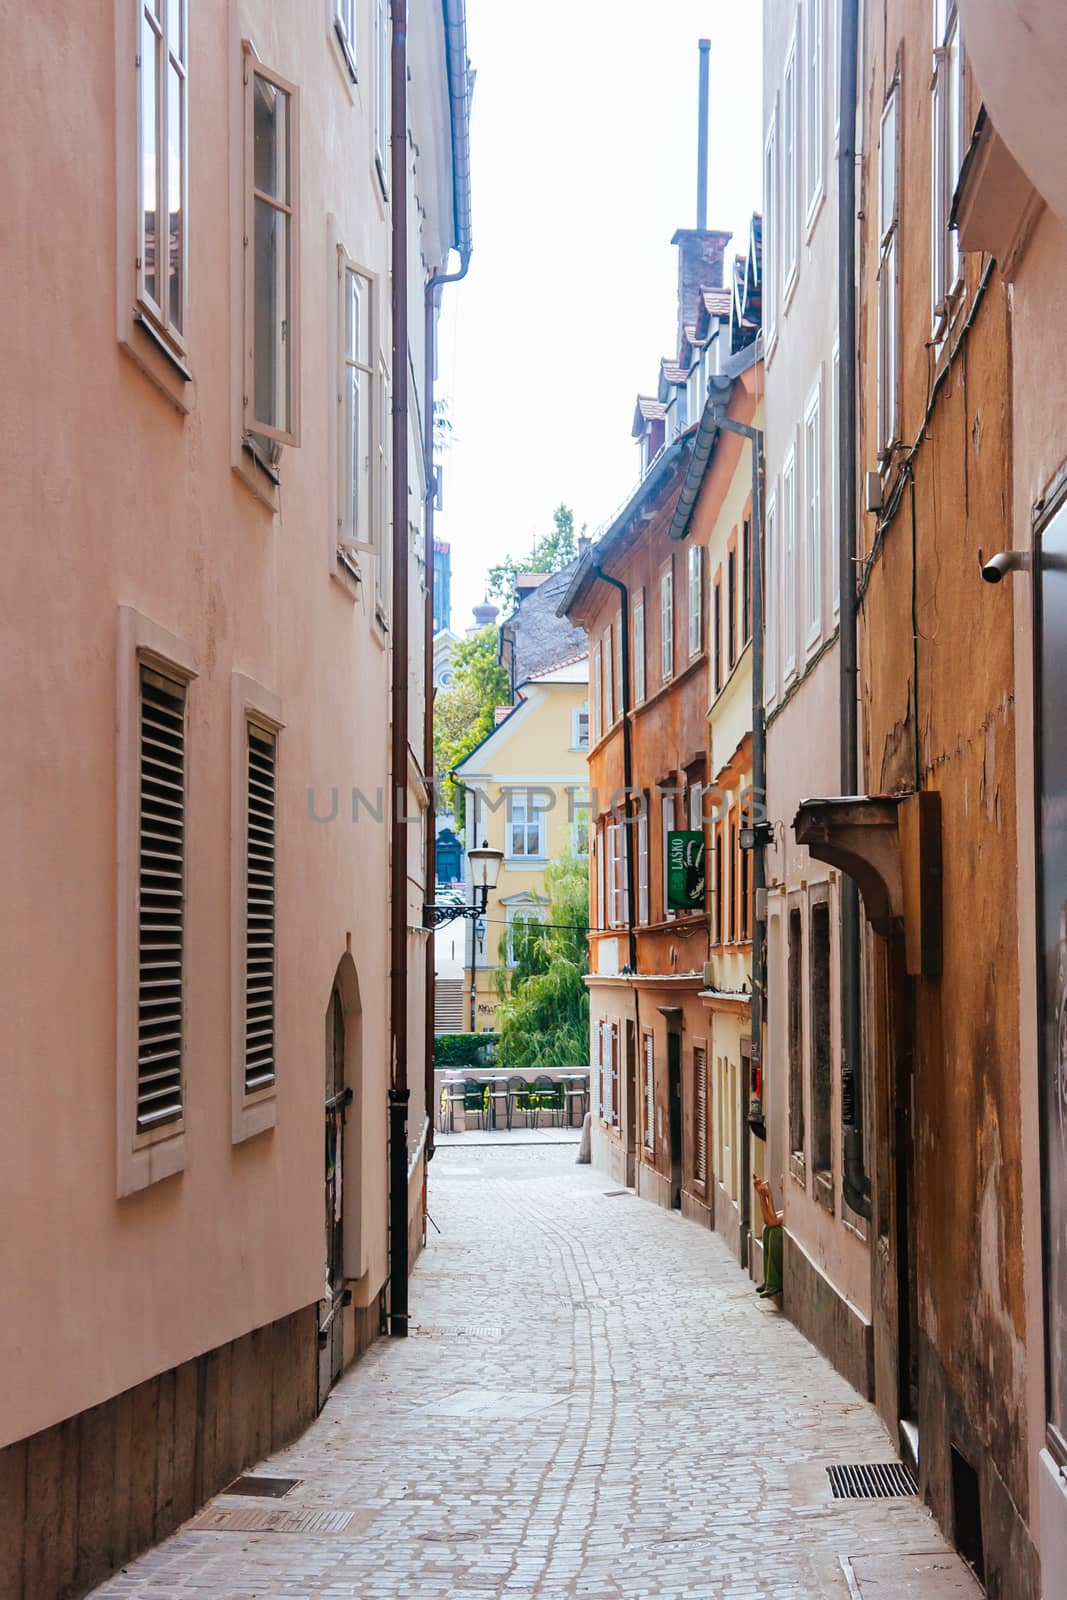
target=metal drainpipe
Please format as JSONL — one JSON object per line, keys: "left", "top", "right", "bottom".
{"left": 714, "top": 409, "right": 764, "bottom": 1273}
{"left": 423, "top": 253, "right": 472, "bottom": 1173}
{"left": 592, "top": 563, "right": 639, "bottom": 1157}
{"left": 388, "top": 0, "right": 411, "bottom": 1338}
{"left": 838, "top": 0, "right": 871, "bottom": 1219}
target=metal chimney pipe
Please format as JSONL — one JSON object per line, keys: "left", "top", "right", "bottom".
{"left": 697, "top": 39, "right": 710, "bottom": 230}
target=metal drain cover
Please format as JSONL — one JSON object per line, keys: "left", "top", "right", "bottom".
{"left": 827, "top": 1462, "right": 917, "bottom": 1499}
{"left": 189, "top": 1505, "right": 358, "bottom": 1534}
{"left": 413, "top": 1324, "right": 502, "bottom": 1339}
{"left": 225, "top": 1475, "right": 300, "bottom": 1498}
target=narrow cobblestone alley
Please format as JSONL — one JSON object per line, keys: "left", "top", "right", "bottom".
{"left": 93, "top": 1148, "right": 979, "bottom": 1599}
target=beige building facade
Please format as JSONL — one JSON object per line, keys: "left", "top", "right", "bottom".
{"left": 0, "top": 2, "right": 470, "bottom": 1592}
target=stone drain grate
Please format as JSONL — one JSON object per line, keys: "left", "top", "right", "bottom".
{"left": 188, "top": 1505, "right": 361, "bottom": 1534}
{"left": 827, "top": 1462, "right": 918, "bottom": 1500}
{"left": 225, "top": 1475, "right": 300, "bottom": 1498}
{"left": 413, "top": 1324, "right": 502, "bottom": 1339}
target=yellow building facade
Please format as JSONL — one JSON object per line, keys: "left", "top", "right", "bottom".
{"left": 454, "top": 657, "right": 589, "bottom": 1031}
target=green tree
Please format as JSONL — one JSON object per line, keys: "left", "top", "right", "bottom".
{"left": 486, "top": 504, "right": 582, "bottom": 605}
{"left": 433, "top": 626, "right": 511, "bottom": 823}
{"left": 493, "top": 850, "right": 590, "bottom": 1072}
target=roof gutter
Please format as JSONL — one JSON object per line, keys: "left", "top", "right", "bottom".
{"left": 557, "top": 436, "right": 692, "bottom": 619}
{"left": 435, "top": 0, "right": 473, "bottom": 279}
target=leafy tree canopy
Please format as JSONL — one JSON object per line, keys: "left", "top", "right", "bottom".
{"left": 486, "top": 504, "right": 582, "bottom": 605}
{"left": 493, "top": 850, "right": 590, "bottom": 1073}
{"left": 433, "top": 625, "right": 511, "bottom": 824}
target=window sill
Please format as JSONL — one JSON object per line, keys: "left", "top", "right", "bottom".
{"left": 119, "top": 310, "right": 194, "bottom": 414}
{"left": 789, "top": 1150, "right": 807, "bottom": 1189}
{"left": 504, "top": 856, "right": 549, "bottom": 867}
{"left": 134, "top": 312, "right": 193, "bottom": 380}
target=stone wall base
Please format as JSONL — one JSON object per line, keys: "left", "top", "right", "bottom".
{"left": 0, "top": 1302, "right": 345, "bottom": 1600}
{"left": 680, "top": 1188, "right": 712, "bottom": 1230}
{"left": 590, "top": 1121, "right": 631, "bottom": 1188}
{"left": 713, "top": 1182, "right": 742, "bottom": 1263}
{"left": 635, "top": 1158, "right": 672, "bottom": 1210}
{"left": 783, "top": 1230, "right": 874, "bottom": 1400}
{"left": 918, "top": 1332, "right": 1040, "bottom": 1600}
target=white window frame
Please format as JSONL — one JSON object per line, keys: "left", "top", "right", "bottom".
{"left": 782, "top": 446, "right": 798, "bottom": 680}
{"left": 877, "top": 79, "right": 901, "bottom": 460}
{"left": 243, "top": 50, "right": 301, "bottom": 451}
{"left": 931, "top": 2, "right": 965, "bottom": 340}
{"left": 374, "top": 0, "right": 390, "bottom": 194}
{"left": 572, "top": 704, "right": 590, "bottom": 751}
{"left": 782, "top": 31, "right": 799, "bottom": 301}
{"left": 594, "top": 824, "right": 605, "bottom": 929}
{"left": 805, "top": 0, "right": 825, "bottom": 225}
{"left": 136, "top": 0, "right": 188, "bottom": 357}
{"left": 506, "top": 898, "right": 546, "bottom": 966}
{"left": 116, "top": 607, "right": 197, "bottom": 1198}
{"left": 687, "top": 544, "right": 703, "bottom": 658}
{"left": 831, "top": 339, "right": 841, "bottom": 617}
{"left": 375, "top": 356, "right": 391, "bottom": 618}
{"left": 592, "top": 647, "right": 602, "bottom": 744}
{"left": 633, "top": 589, "right": 647, "bottom": 704}
{"left": 763, "top": 103, "right": 779, "bottom": 351}
{"left": 338, "top": 257, "right": 375, "bottom": 552}
{"left": 607, "top": 819, "right": 628, "bottom": 929}
{"left": 643, "top": 1031, "right": 655, "bottom": 1153}
{"left": 803, "top": 376, "right": 823, "bottom": 646}
{"left": 660, "top": 561, "right": 674, "bottom": 683}
{"left": 603, "top": 627, "right": 615, "bottom": 727}
{"left": 507, "top": 791, "right": 547, "bottom": 861}
{"left": 334, "top": 0, "right": 358, "bottom": 80}
{"left": 766, "top": 486, "right": 779, "bottom": 703}
{"left": 637, "top": 805, "right": 650, "bottom": 926}
{"left": 231, "top": 674, "right": 284, "bottom": 1144}
{"left": 661, "top": 789, "right": 677, "bottom": 922}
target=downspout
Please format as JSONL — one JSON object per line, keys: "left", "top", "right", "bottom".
{"left": 713, "top": 401, "right": 764, "bottom": 1273}
{"left": 838, "top": 0, "right": 871, "bottom": 1218}
{"left": 388, "top": 0, "right": 411, "bottom": 1337}
{"left": 423, "top": 0, "right": 473, "bottom": 1164}
{"left": 592, "top": 561, "right": 640, "bottom": 1158}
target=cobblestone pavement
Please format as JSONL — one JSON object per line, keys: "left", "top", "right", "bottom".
{"left": 92, "top": 1146, "right": 978, "bottom": 1599}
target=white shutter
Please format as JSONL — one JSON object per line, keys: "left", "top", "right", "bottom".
{"left": 633, "top": 592, "right": 646, "bottom": 703}
{"left": 592, "top": 649, "right": 602, "bottom": 743}
{"left": 595, "top": 824, "right": 605, "bottom": 929}
{"left": 660, "top": 566, "right": 674, "bottom": 681}
{"left": 637, "top": 809, "right": 650, "bottom": 925}
{"left": 603, "top": 1022, "right": 615, "bottom": 1126}
{"left": 642, "top": 1032, "right": 655, "bottom": 1153}
{"left": 688, "top": 544, "right": 702, "bottom": 657}
{"left": 782, "top": 449, "right": 797, "bottom": 676}
{"left": 694, "top": 1044, "right": 708, "bottom": 1186}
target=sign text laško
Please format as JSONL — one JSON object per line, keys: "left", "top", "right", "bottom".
{"left": 667, "top": 830, "right": 705, "bottom": 911}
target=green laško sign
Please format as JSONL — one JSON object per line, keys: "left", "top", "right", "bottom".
{"left": 667, "top": 830, "right": 705, "bottom": 911}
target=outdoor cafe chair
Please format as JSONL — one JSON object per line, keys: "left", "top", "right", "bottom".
{"left": 439, "top": 1077, "right": 466, "bottom": 1133}
{"left": 486, "top": 1076, "right": 511, "bottom": 1130}
{"left": 463, "top": 1077, "right": 489, "bottom": 1131}
{"left": 533, "top": 1073, "right": 564, "bottom": 1128}
{"left": 562, "top": 1072, "right": 589, "bottom": 1127}
{"left": 508, "top": 1076, "right": 534, "bottom": 1130}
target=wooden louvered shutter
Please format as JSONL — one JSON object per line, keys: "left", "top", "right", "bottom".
{"left": 245, "top": 723, "right": 277, "bottom": 1093}
{"left": 137, "top": 666, "right": 187, "bottom": 1129}
{"left": 694, "top": 1044, "right": 708, "bottom": 1187}
{"left": 642, "top": 1031, "right": 655, "bottom": 1153}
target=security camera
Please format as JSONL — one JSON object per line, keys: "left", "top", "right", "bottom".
{"left": 980, "top": 551, "right": 1030, "bottom": 584}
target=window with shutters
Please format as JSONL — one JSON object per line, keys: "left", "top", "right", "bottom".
{"left": 693, "top": 1042, "right": 708, "bottom": 1189}
{"left": 636, "top": 803, "right": 650, "bottom": 925}
{"left": 136, "top": 665, "right": 187, "bottom": 1133}
{"left": 231, "top": 674, "right": 283, "bottom": 1142}
{"left": 334, "top": 0, "right": 358, "bottom": 80}
{"left": 603, "top": 627, "right": 614, "bottom": 727}
{"left": 765, "top": 487, "right": 779, "bottom": 702}
{"left": 244, "top": 51, "right": 300, "bottom": 458}
{"left": 660, "top": 789, "right": 676, "bottom": 921}
{"left": 374, "top": 0, "right": 389, "bottom": 193}
{"left": 804, "top": 376, "right": 822, "bottom": 645}
{"left": 878, "top": 79, "right": 901, "bottom": 458}
{"left": 607, "top": 819, "right": 627, "bottom": 929}
{"left": 715, "top": 1055, "right": 725, "bottom": 1182}
{"left": 810, "top": 895, "right": 833, "bottom": 1197}
{"left": 594, "top": 823, "right": 605, "bottom": 930}
{"left": 727, "top": 544, "right": 737, "bottom": 670}
{"left": 713, "top": 571, "right": 723, "bottom": 694}
{"left": 137, "top": 0, "right": 187, "bottom": 357}
{"left": 782, "top": 446, "right": 797, "bottom": 678}
{"left": 244, "top": 723, "right": 277, "bottom": 1094}
{"left": 660, "top": 560, "right": 674, "bottom": 682}
{"left": 117, "top": 608, "right": 196, "bottom": 1196}
{"left": 633, "top": 589, "right": 646, "bottom": 703}
{"left": 592, "top": 647, "right": 602, "bottom": 744}
{"left": 805, "top": 0, "right": 824, "bottom": 224}
{"left": 782, "top": 32, "right": 799, "bottom": 298}
{"left": 609, "top": 1022, "right": 620, "bottom": 1128}
{"left": 931, "top": 1, "right": 966, "bottom": 340}
{"left": 687, "top": 544, "right": 702, "bottom": 658}
{"left": 831, "top": 340, "right": 841, "bottom": 617}
{"left": 339, "top": 259, "right": 375, "bottom": 553}
{"left": 764, "top": 104, "right": 778, "bottom": 348}
{"left": 642, "top": 1030, "right": 655, "bottom": 1153}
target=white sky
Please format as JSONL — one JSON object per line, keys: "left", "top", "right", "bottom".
{"left": 435, "top": 0, "right": 764, "bottom": 635}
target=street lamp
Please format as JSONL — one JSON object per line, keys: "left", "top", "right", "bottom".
{"left": 424, "top": 840, "right": 504, "bottom": 928}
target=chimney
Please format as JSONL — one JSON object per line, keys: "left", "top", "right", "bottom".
{"left": 671, "top": 39, "right": 731, "bottom": 344}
